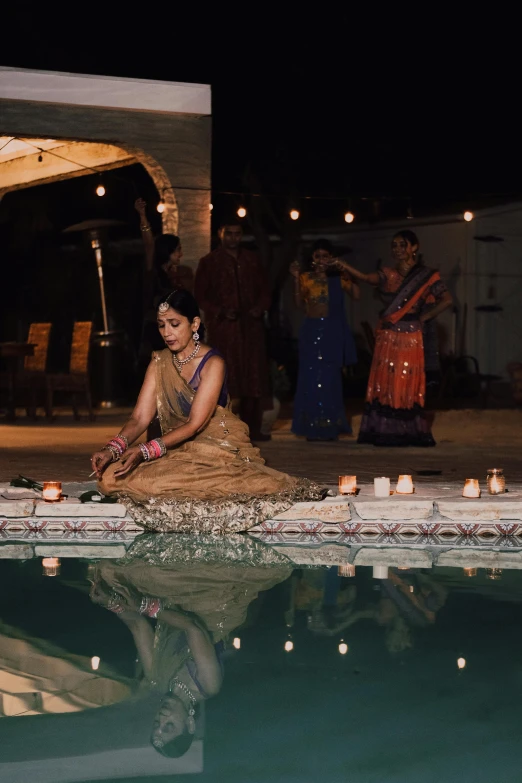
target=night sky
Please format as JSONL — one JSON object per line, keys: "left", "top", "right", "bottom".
{"left": 2, "top": 11, "right": 521, "bottom": 222}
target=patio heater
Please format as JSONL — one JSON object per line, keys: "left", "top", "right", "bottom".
{"left": 63, "top": 219, "right": 129, "bottom": 407}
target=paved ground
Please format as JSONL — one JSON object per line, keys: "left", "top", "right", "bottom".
{"left": 1, "top": 407, "right": 522, "bottom": 489}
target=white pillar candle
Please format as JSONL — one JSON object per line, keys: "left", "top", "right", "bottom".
{"left": 374, "top": 477, "right": 391, "bottom": 497}
{"left": 338, "top": 475, "right": 357, "bottom": 495}
{"left": 396, "top": 475, "right": 414, "bottom": 494}
{"left": 462, "top": 479, "right": 480, "bottom": 498}
{"left": 373, "top": 565, "right": 389, "bottom": 579}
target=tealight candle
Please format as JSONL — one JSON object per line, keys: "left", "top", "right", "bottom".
{"left": 338, "top": 564, "right": 355, "bottom": 578}
{"left": 42, "top": 481, "right": 62, "bottom": 502}
{"left": 395, "top": 475, "right": 414, "bottom": 494}
{"left": 462, "top": 479, "right": 480, "bottom": 498}
{"left": 42, "top": 557, "right": 61, "bottom": 577}
{"left": 374, "top": 477, "right": 391, "bottom": 497}
{"left": 338, "top": 475, "right": 357, "bottom": 495}
{"left": 373, "top": 565, "right": 389, "bottom": 579}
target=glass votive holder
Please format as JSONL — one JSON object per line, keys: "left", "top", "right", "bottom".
{"left": 338, "top": 475, "right": 357, "bottom": 495}
{"left": 374, "top": 477, "right": 391, "bottom": 497}
{"left": 395, "top": 475, "right": 414, "bottom": 494}
{"left": 462, "top": 479, "right": 480, "bottom": 498}
{"left": 487, "top": 468, "right": 505, "bottom": 495}
{"left": 42, "top": 557, "right": 61, "bottom": 577}
{"left": 42, "top": 481, "right": 62, "bottom": 502}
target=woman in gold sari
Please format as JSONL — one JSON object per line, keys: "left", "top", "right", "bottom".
{"left": 91, "top": 289, "right": 319, "bottom": 532}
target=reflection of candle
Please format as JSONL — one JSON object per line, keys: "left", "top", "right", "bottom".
{"left": 232, "top": 637, "right": 241, "bottom": 650}
{"left": 396, "top": 475, "right": 414, "bottom": 494}
{"left": 462, "top": 479, "right": 480, "bottom": 498}
{"left": 457, "top": 657, "right": 466, "bottom": 670}
{"left": 42, "top": 557, "right": 61, "bottom": 577}
{"left": 91, "top": 656, "right": 101, "bottom": 671}
{"left": 486, "top": 568, "right": 502, "bottom": 580}
{"left": 338, "top": 564, "right": 355, "bottom": 578}
{"left": 338, "top": 642, "right": 348, "bottom": 655}
{"left": 374, "top": 477, "right": 391, "bottom": 497}
{"left": 373, "top": 565, "right": 389, "bottom": 579}
{"left": 463, "top": 567, "right": 477, "bottom": 577}
{"left": 284, "top": 639, "right": 294, "bottom": 652}
{"left": 338, "top": 475, "right": 357, "bottom": 495}
{"left": 42, "top": 481, "right": 62, "bottom": 502}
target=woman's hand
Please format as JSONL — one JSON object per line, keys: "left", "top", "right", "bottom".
{"left": 289, "top": 261, "right": 300, "bottom": 279}
{"left": 113, "top": 445, "right": 144, "bottom": 478}
{"left": 135, "top": 197, "right": 147, "bottom": 216}
{"left": 91, "top": 449, "right": 114, "bottom": 479}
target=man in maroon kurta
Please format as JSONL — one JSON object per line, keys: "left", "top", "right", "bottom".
{"left": 195, "top": 222, "right": 271, "bottom": 440}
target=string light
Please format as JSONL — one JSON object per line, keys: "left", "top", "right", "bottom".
{"left": 289, "top": 209, "right": 300, "bottom": 221}
{"left": 209, "top": 203, "right": 213, "bottom": 211}
{"left": 237, "top": 206, "right": 247, "bottom": 218}
{"left": 284, "top": 639, "right": 294, "bottom": 652}
{"left": 96, "top": 183, "right": 106, "bottom": 197}
{"left": 338, "top": 642, "right": 348, "bottom": 655}
{"left": 157, "top": 199, "right": 166, "bottom": 213}
{"left": 463, "top": 210, "right": 474, "bottom": 222}
{"left": 344, "top": 211, "right": 355, "bottom": 224}
{"left": 91, "top": 656, "right": 101, "bottom": 671}
{"left": 457, "top": 657, "right": 466, "bottom": 670}
{"left": 232, "top": 637, "right": 241, "bottom": 650}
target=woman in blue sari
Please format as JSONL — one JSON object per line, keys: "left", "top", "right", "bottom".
{"left": 290, "top": 239, "right": 359, "bottom": 441}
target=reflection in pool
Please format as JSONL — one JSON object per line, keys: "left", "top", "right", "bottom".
{"left": 0, "top": 534, "right": 522, "bottom": 782}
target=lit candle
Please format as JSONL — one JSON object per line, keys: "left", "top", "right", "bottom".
{"left": 373, "top": 565, "right": 389, "bottom": 579}
{"left": 462, "top": 479, "right": 480, "bottom": 498}
{"left": 42, "top": 557, "right": 61, "bottom": 577}
{"left": 487, "top": 469, "right": 505, "bottom": 495}
{"left": 42, "top": 481, "right": 62, "bottom": 502}
{"left": 338, "top": 475, "right": 357, "bottom": 495}
{"left": 395, "top": 475, "right": 414, "bottom": 494}
{"left": 338, "top": 564, "right": 355, "bottom": 578}
{"left": 374, "top": 477, "right": 391, "bottom": 497}
{"left": 463, "top": 567, "right": 477, "bottom": 577}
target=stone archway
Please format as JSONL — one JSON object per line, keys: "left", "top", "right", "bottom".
{"left": 0, "top": 135, "right": 179, "bottom": 235}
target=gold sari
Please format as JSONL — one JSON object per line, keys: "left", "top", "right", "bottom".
{"left": 99, "top": 349, "right": 320, "bottom": 532}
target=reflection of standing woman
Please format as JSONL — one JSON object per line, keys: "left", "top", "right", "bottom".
{"left": 339, "top": 230, "right": 452, "bottom": 446}
{"left": 290, "top": 239, "right": 359, "bottom": 441}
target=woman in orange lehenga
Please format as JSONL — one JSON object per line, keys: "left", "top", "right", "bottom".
{"left": 338, "top": 230, "right": 452, "bottom": 446}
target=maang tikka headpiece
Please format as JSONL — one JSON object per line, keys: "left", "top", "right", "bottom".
{"left": 158, "top": 290, "right": 177, "bottom": 314}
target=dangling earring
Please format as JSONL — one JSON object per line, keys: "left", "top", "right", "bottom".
{"left": 193, "top": 331, "right": 200, "bottom": 342}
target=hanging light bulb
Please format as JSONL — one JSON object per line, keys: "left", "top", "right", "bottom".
{"left": 344, "top": 211, "right": 355, "bottom": 224}
{"left": 284, "top": 639, "right": 294, "bottom": 652}
{"left": 463, "top": 210, "right": 474, "bottom": 222}
{"left": 232, "top": 637, "right": 241, "bottom": 650}
{"left": 91, "top": 656, "right": 101, "bottom": 671}
{"left": 457, "top": 657, "right": 466, "bottom": 670}
{"left": 96, "top": 183, "right": 106, "bottom": 197}
{"left": 237, "top": 206, "right": 247, "bottom": 218}
{"left": 338, "top": 642, "right": 348, "bottom": 655}
{"left": 209, "top": 203, "right": 213, "bottom": 212}
{"left": 290, "top": 209, "right": 300, "bottom": 221}
{"left": 157, "top": 200, "right": 165, "bottom": 214}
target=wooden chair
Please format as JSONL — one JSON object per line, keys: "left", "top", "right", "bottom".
{"left": 16, "top": 323, "right": 52, "bottom": 419}
{"left": 46, "top": 322, "right": 95, "bottom": 420}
